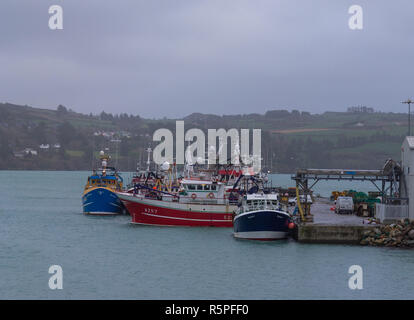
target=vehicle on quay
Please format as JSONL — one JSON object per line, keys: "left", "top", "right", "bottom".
{"left": 288, "top": 194, "right": 313, "bottom": 206}
{"left": 335, "top": 196, "right": 354, "bottom": 215}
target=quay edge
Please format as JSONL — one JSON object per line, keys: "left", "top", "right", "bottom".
{"left": 293, "top": 224, "right": 377, "bottom": 244}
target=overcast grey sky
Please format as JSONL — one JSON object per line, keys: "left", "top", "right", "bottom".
{"left": 0, "top": 1, "right": 413, "bottom": 118}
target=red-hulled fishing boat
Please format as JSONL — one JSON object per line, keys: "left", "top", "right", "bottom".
{"left": 117, "top": 178, "right": 236, "bottom": 227}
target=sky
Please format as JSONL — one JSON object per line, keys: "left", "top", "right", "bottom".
{"left": 0, "top": 0, "right": 413, "bottom": 118}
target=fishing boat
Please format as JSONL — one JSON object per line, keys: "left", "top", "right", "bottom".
{"left": 233, "top": 193, "right": 294, "bottom": 240}
{"left": 117, "top": 176, "right": 236, "bottom": 227}
{"left": 117, "top": 146, "right": 258, "bottom": 227}
{"left": 126, "top": 148, "right": 159, "bottom": 193}
{"left": 126, "top": 166, "right": 159, "bottom": 193}
{"left": 82, "top": 151, "right": 126, "bottom": 215}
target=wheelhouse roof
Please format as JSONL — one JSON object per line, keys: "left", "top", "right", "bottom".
{"left": 89, "top": 175, "right": 119, "bottom": 180}
{"left": 181, "top": 179, "right": 222, "bottom": 185}
{"left": 246, "top": 193, "right": 278, "bottom": 200}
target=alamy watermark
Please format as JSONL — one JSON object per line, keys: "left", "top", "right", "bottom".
{"left": 48, "top": 265, "right": 63, "bottom": 290}
{"left": 48, "top": 5, "right": 363, "bottom": 31}
{"left": 48, "top": 5, "right": 63, "bottom": 30}
{"left": 348, "top": 5, "right": 363, "bottom": 30}
{"left": 348, "top": 265, "right": 363, "bottom": 290}
{"left": 152, "top": 121, "right": 262, "bottom": 173}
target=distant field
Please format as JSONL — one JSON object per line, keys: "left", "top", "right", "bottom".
{"left": 271, "top": 128, "right": 332, "bottom": 134}
{"left": 270, "top": 124, "right": 407, "bottom": 140}
{"left": 334, "top": 141, "right": 401, "bottom": 156}
{"left": 65, "top": 150, "right": 85, "bottom": 157}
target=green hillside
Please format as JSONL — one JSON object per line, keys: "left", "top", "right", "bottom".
{"left": 0, "top": 102, "right": 408, "bottom": 172}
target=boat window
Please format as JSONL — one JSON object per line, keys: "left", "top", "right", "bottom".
{"left": 257, "top": 200, "right": 265, "bottom": 207}
{"left": 197, "top": 185, "right": 203, "bottom": 191}
{"left": 204, "top": 185, "right": 210, "bottom": 191}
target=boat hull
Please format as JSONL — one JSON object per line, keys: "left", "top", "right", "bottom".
{"left": 117, "top": 192, "right": 234, "bottom": 227}
{"left": 82, "top": 187, "right": 125, "bottom": 215}
{"left": 233, "top": 210, "right": 291, "bottom": 240}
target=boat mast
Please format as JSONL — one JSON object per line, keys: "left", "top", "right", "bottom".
{"left": 146, "top": 147, "right": 152, "bottom": 172}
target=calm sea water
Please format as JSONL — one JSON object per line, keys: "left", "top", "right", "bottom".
{"left": 0, "top": 171, "right": 413, "bottom": 300}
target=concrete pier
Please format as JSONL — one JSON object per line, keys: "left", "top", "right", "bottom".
{"left": 295, "top": 224, "right": 375, "bottom": 244}
{"left": 293, "top": 198, "right": 377, "bottom": 244}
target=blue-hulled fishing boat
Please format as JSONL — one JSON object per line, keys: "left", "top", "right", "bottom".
{"left": 233, "top": 193, "right": 294, "bottom": 240}
{"left": 82, "top": 151, "right": 126, "bottom": 215}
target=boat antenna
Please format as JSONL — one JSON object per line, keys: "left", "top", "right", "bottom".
{"left": 146, "top": 146, "right": 152, "bottom": 172}
{"left": 402, "top": 99, "right": 414, "bottom": 136}
{"left": 115, "top": 138, "right": 119, "bottom": 169}
{"left": 110, "top": 137, "right": 121, "bottom": 169}
{"left": 91, "top": 134, "right": 95, "bottom": 170}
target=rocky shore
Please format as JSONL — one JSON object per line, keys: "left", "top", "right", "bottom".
{"left": 360, "top": 220, "right": 414, "bottom": 247}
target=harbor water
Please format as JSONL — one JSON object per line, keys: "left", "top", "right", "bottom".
{"left": 0, "top": 171, "right": 413, "bottom": 299}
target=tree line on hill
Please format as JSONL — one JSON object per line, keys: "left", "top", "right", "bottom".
{"left": 0, "top": 102, "right": 407, "bottom": 172}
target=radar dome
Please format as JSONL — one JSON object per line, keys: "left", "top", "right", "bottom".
{"left": 161, "top": 161, "right": 170, "bottom": 171}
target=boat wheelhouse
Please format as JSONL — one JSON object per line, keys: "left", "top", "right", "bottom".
{"left": 178, "top": 179, "right": 227, "bottom": 204}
